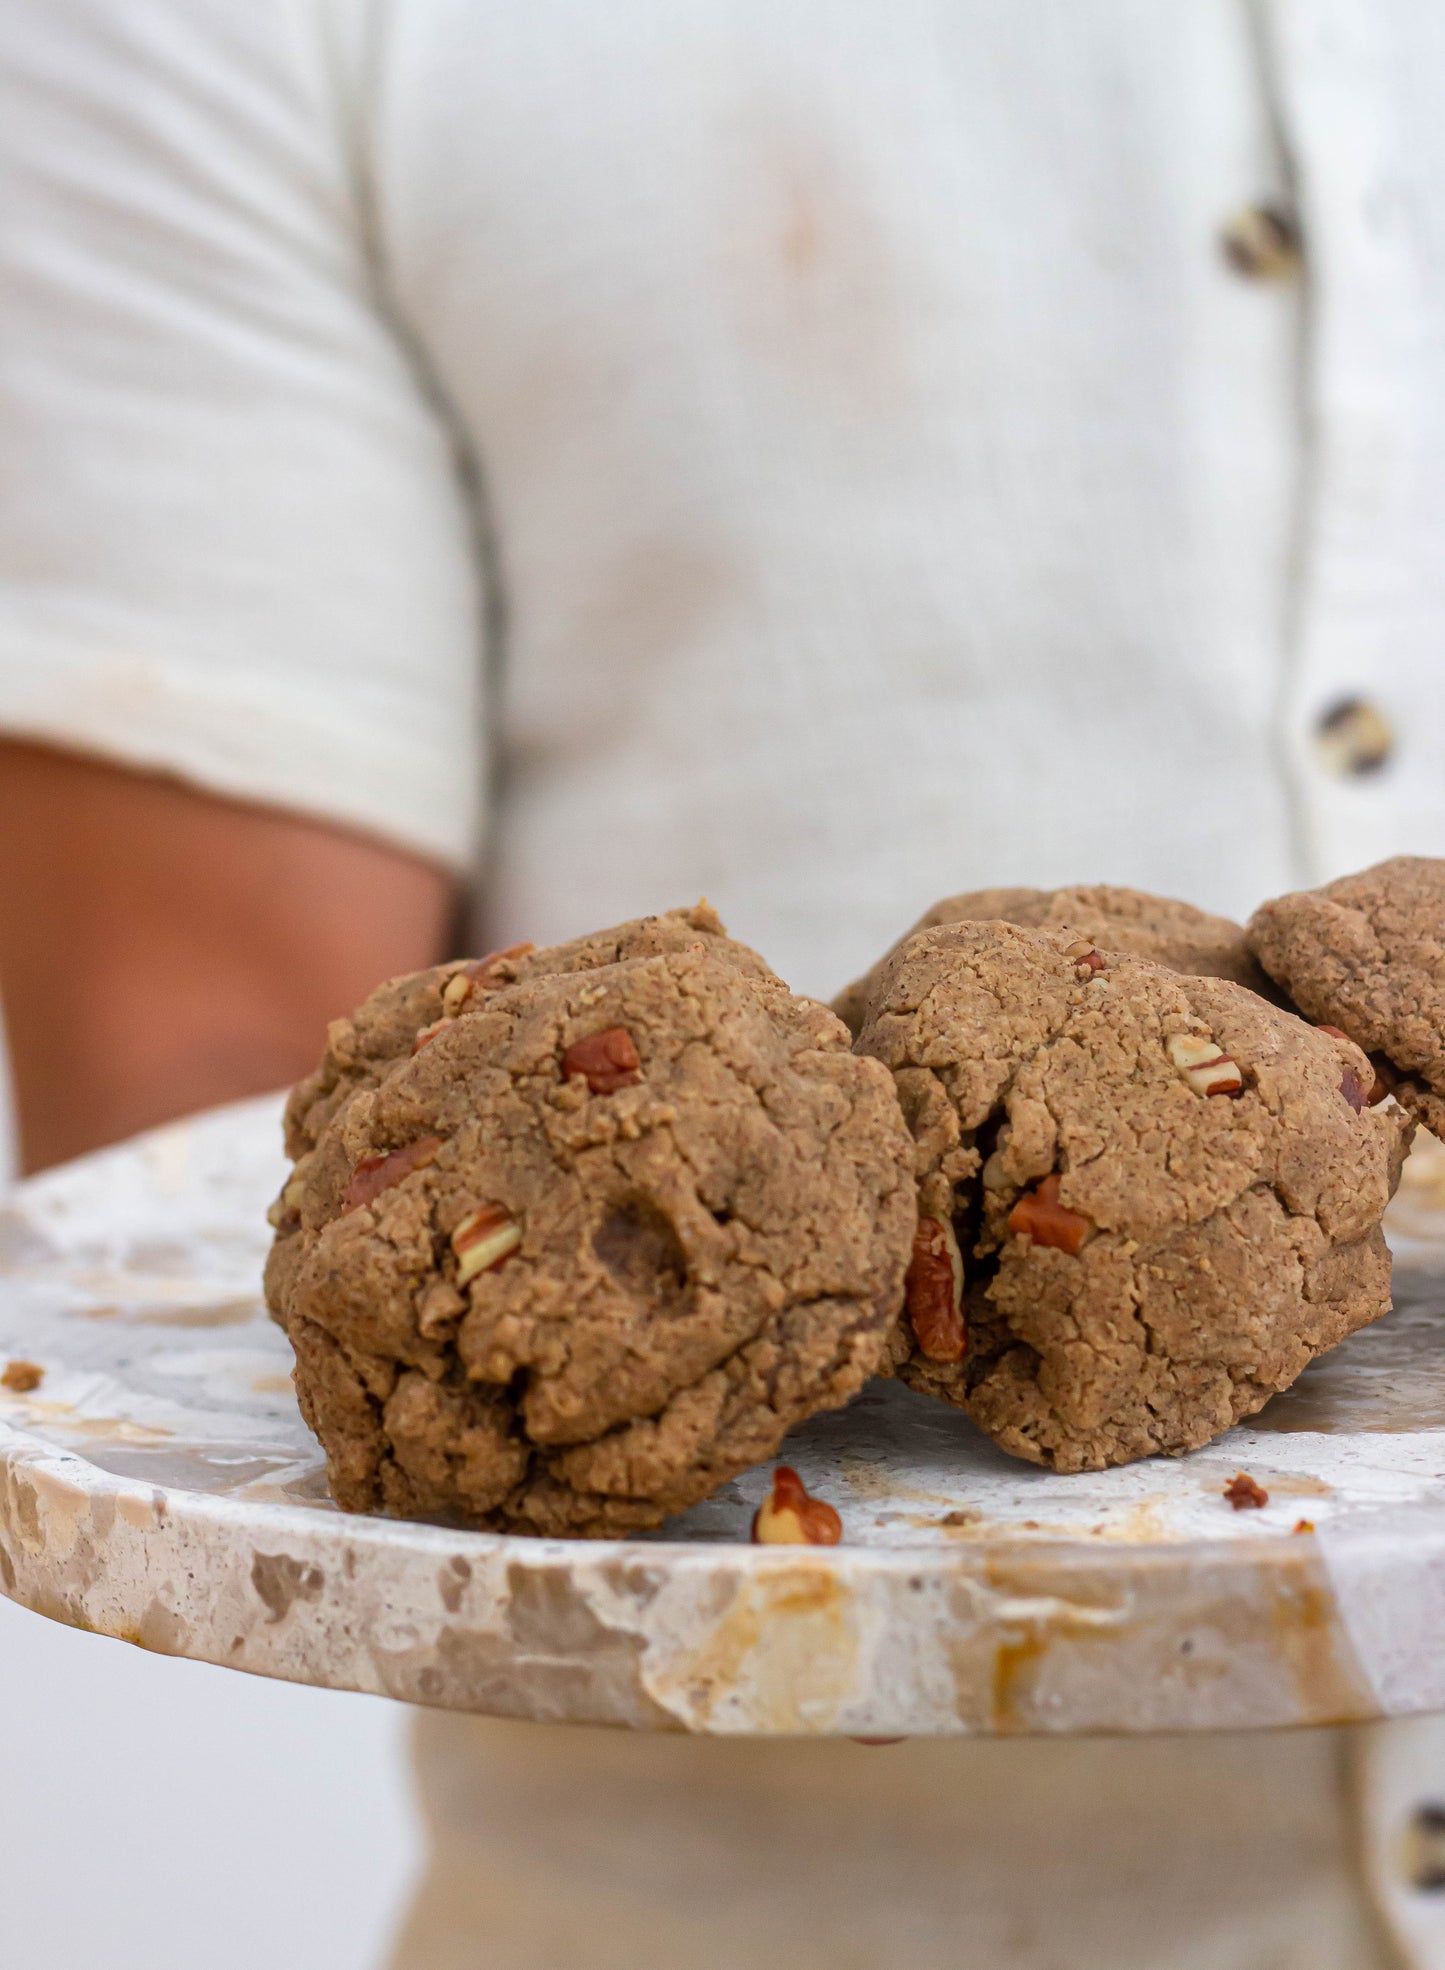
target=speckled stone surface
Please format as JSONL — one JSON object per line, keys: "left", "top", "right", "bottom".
{"left": 4, "top": 1095, "right": 1445, "bottom": 1736}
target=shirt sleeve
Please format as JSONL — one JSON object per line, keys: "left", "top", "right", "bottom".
{"left": 0, "top": 0, "right": 485, "bottom": 871}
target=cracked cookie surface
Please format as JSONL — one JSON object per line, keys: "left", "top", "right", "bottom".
{"left": 1248, "top": 857, "right": 1445, "bottom": 1137}
{"left": 835, "top": 886, "right": 1269, "bottom": 1035}
{"left": 279, "top": 901, "right": 774, "bottom": 1165}
{"left": 265, "top": 902, "right": 773, "bottom": 1321}
{"left": 855, "top": 921, "right": 1410, "bottom": 1472}
{"left": 267, "top": 941, "right": 915, "bottom": 1535}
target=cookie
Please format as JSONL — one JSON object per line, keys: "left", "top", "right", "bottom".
{"left": 280, "top": 900, "right": 774, "bottom": 1163}
{"left": 1248, "top": 857, "right": 1445, "bottom": 1135}
{"left": 265, "top": 903, "right": 773, "bottom": 1318}
{"left": 267, "top": 942, "right": 915, "bottom": 1536}
{"left": 855, "top": 920, "right": 1410, "bottom": 1472}
{"left": 834, "top": 884, "right": 1269, "bottom": 1035}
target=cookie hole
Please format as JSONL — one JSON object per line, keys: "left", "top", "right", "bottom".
{"left": 593, "top": 1199, "right": 690, "bottom": 1310}
{"left": 954, "top": 1110, "right": 1005, "bottom": 1261}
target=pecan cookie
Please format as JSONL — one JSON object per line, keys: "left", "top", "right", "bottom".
{"left": 279, "top": 901, "right": 774, "bottom": 1164}
{"left": 855, "top": 920, "right": 1410, "bottom": 1472}
{"left": 1248, "top": 857, "right": 1445, "bottom": 1136}
{"left": 834, "top": 884, "right": 1269, "bottom": 1035}
{"left": 266, "top": 902, "right": 773, "bottom": 1317}
{"left": 267, "top": 943, "right": 914, "bottom": 1535}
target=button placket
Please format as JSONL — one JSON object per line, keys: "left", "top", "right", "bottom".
{"left": 1257, "top": 0, "right": 1427, "bottom": 886}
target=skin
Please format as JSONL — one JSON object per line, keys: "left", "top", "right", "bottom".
{"left": 0, "top": 741, "right": 459, "bottom": 1173}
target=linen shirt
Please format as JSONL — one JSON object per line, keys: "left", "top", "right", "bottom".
{"left": 3, "top": 3, "right": 1445, "bottom": 1965}
{"left": 2, "top": 1, "right": 1445, "bottom": 1000}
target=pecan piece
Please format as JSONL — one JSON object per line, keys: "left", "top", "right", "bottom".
{"left": 1, "top": 1359, "right": 43, "bottom": 1393}
{"left": 343, "top": 1135, "right": 444, "bottom": 1213}
{"left": 441, "top": 941, "right": 537, "bottom": 1016}
{"left": 1007, "top": 1174, "right": 1091, "bottom": 1256}
{"left": 452, "top": 1204, "right": 522, "bottom": 1284}
{"left": 1063, "top": 937, "right": 1107, "bottom": 977}
{"left": 751, "top": 1466, "right": 842, "bottom": 1546}
{"left": 412, "top": 1018, "right": 449, "bottom": 1055}
{"left": 561, "top": 1026, "right": 642, "bottom": 1093}
{"left": 1223, "top": 1472, "right": 1269, "bottom": 1511}
{"left": 905, "top": 1216, "right": 965, "bottom": 1362}
{"left": 1367, "top": 1056, "right": 1398, "bottom": 1106}
{"left": 1166, "top": 1032, "right": 1244, "bottom": 1097}
{"left": 1318, "top": 1026, "right": 1394, "bottom": 1108}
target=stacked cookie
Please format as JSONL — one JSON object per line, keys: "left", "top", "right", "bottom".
{"left": 265, "top": 863, "right": 1439, "bottom": 1530}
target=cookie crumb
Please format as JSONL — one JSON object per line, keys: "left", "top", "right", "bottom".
{"left": 1224, "top": 1472, "right": 1269, "bottom": 1510}
{"left": 1293, "top": 1518, "right": 1316, "bottom": 1534}
{"left": 2, "top": 1359, "right": 43, "bottom": 1393}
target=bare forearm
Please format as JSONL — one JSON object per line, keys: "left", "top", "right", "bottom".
{"left": 0, "top": 742, "right": 460, "bottom": 1172}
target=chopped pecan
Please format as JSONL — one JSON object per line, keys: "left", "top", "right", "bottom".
{"left": 905, "top": 1216, "right": 966, "bottom": 1362}
{"left": 1223, "top": 1472, "right": 1269, "bottom": 1510}
{"left": 1319, "top": 1026, "right": 1394, "bottom": 1108}
{"left": 412, "top": 1019, "right": 449, "bottom": 1055}
{"left": 1363, "top": 1056, "right": 1396, "bottom": 1106}
{"left": 561, "top": 1026, "right": 642, "bottom": 1093}
{"left": 452, "top": 1204, "right": 522, "bottom": 1284}
{"left": 1166, "top": 1033, "right": 1244, "bottom": 1097}
{"left": 1, "top": 1360, "right": 43, "bottom": 1393}
{"left": 441, "top": 942, "right": 536, "bottom": 1016}
{"left": 1063, "top": 938, "right": 1107, "bottom": 976}
{"left": 343, "top": 1136, "right": 444, "bottom": 1213}
{"left": 1007, "top": 1174, "right": 1090, "bottom": 1256}
{"left": 751, "top": 1466, "right": 842, "bottom": 1546}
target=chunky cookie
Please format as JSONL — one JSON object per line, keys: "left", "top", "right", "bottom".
{"left": 266, "top": 903, "right": 773, "bottom": 1318}
{"left": 834, "top": 884, "right": 1269, "bottom": 1035}
{"left": 280, "top": 901, "right": 774, "bottom": 1164}
{"left": 1248, "top": 858, "right": 1445, "bottom": 1136}
{"left": 267, "top": 942, "right": 915, "bottom": 1535}
{"left": 855, "top": 921, "right": 1410, "bottom": 1472}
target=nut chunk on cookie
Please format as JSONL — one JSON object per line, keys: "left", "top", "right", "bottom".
{"left": 266, "top": 931, "right": 915, "bottom": 1537}
{"left": 1248, "top": 857, "right": 1445, "bottom": 1138}
{"left": 854, "top": 920, "right": 1411, "bottom": 1473}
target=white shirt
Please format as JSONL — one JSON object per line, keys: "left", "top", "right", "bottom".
{"left": 3, "top": 4, "right": 1445, "bottom": 1965}
{"left": 3, "top": 2, "right": 1445, "bottom": 999}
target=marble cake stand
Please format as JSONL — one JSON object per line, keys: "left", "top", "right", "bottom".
{"left": 4, "top": 1094, "right": 1445, "bottom": 1738}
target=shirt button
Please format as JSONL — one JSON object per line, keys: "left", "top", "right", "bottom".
{"left": 1315, "top": 697, "right": 1395, "bottom": 776}
{"left": 1220, "top": 203, "right": 1303, "bottom": 280}
{"left": 1405, "top": 1803, "right": 1445, "bottom": 1891}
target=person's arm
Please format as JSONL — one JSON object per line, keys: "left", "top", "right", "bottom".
{"left": 0, "top": 0, "right": 489, "bottom": 1173}
{"left": 0, "top": 741, "right": 459, "bottom": 1171}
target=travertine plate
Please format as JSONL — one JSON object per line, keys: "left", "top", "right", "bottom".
{"left": 3, "top": 1095, "right": 1445, "bottom": 1736}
